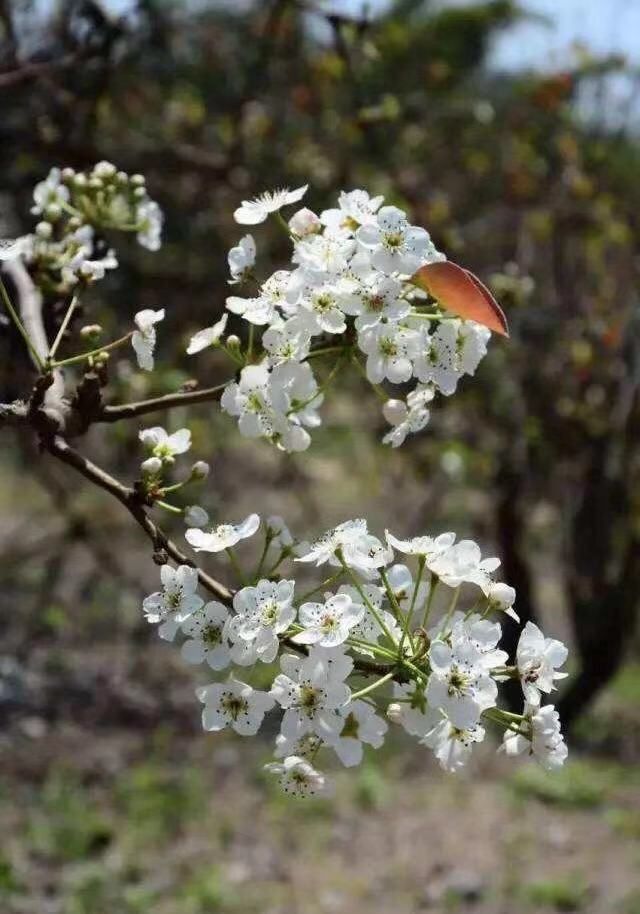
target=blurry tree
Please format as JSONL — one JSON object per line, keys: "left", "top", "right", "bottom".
{"left": 1, "top": 0, "right": 639, "bottom": 727}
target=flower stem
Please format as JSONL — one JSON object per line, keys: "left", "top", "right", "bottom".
{"left": 338, "top": 554, "right": 396, "bottom": 647}
{"left": 48, "top": 295, "right": 79, "bottom": 362}
{"left": 399, "top": 556, "right": 425, "bottom": 653}
{"left": 50, "top": 331, "right": 133, "bottom": 368}
{"left": 298, "top": 571, "right": 345, "bottom": 603}
{"left": 421, "top": 575, "right": 438, "bottom": 629}
{"left": 350, "top": 671, "right": 395, "bottom": 702}
{"left": 225, "top": 547, "right": 247, "bottom": 586}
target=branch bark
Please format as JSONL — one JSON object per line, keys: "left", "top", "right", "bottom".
{"left": 43, "top": 435, "right": 233, "bottom": 605}
{"left": 98, "top": 382, "right": 230, "bottom": 423}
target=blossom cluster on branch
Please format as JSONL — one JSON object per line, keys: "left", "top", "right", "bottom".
{"left": 142, "top": 514, "right": 568, "bottom": 796}
{"left": 0, "top": 163, "right": 569, "bottom": 799}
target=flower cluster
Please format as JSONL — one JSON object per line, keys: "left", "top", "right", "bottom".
{"left": 142, "top": 514, "right": 569, "bottom": 797}
{"left": 20, "top": 162, "right": 162, "bottom": 295}
{"left": 187, "top": 186, "right": 492, "bottom": 451}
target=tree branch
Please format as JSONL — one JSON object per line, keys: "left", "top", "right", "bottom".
{"left": 43, "top": 435, "right": 233, "bottom": 605}
{"left": 98, "top": 381, "right": 231, "bottom": 423}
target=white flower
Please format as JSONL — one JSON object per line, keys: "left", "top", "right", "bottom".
{"left": 293, "top": 593, "right": 364, "bottom": 647}
{"left": 382, "top": 385, "right": 434, "bottom": 448}
{"left": 339, "top": 272, "right": 409, "bottom": 332}
{"left": 385, "top": 530, "right": 456, "bottom": 563}
{"left": 458, "top": 321, "right": 491, "bottom": 375}
{"left": 274, "top": 731, "right": 323, "bottom": 760}
{"left": 295, "top": 278, "right": 347, "bottom": 335}
{"left": 328, "top": 700, "right": 388, "bottom": 767}
{"left": 292, "top": 230, "right": 355, "bottom": 275}
{"left": 386, "top": 563, "right": 429, "bottom": 612}
{"left": 271, "top": 360, "right": 323, "bottom": 429}
{"left": 181, "top": 601, "right": 232, "bottom": 671}
{"left": 197, "top": 678, "right": 274, "bottom": 735}
{"left": 422, "top": 715, "right": 486, "bottom": 772}
{"left": 428, "top": 539, "right": 500, "bottom": 590}
{"left": 516, "top": 622, "right": 568, "bottom": 705}
{"left": 132, "top": 308, "right": 165, "bottom": 370}
{"left": 0, "top": 237, "right": 30, "bottom": 261}
{"left": 412, "top": 322, "right": 461, "bottom": 395}
{"left": 184, "top": 505, "right": 209, "bottom": 528}
{"left": 234, "top": 186, "right": 308, "bottom": 225}
{"left": 427, "top": 640, "right": 498, "bottom": 729}
{"left": 270, "top": 647, "right": 352, "bottom": 740}
{"left": 296, "top": 518, "right": 369, "bottom": 568}
{"left": 502, "top": 703, "right": 568, "bottom": 771}
{"left": 187, "top": 314, "right": 228, "bottom": 354}
{"left": 31, "top": 167, "right": 70, "bottom": 215}
{"left": 221, "top": 365, "right": 274, "bottom": 438}
{"left": 228, "top": 579, "right": 296, "bottom": 665}
{"left": 356, "top": 205, "right": 441, "bottom": 274}
{"left": 337, "top": 584, "right": 400, "bottom": 653}
{"left": 264, "top": 755, "right": 328, "bottom": 797}
{"left": 139, "top": 426, "right": 191, "bottom": 462}
{"left": 485, "top": 582, "right": 519, "bottom": 621}
{"left": 136, "top": 199, "right": 163, "bottom": 251}
{"left": 289, "top": 208, "right": 321, "bottom": 237}
{"left": 227, "top": 270, "right": 292, "bottom": 325}
{"left": 358, "top": 322, "right": 417, "bottom": 384}
{"left": 185, "top": 513, "right": 260, "bottom": 553}
{"left": 388, "top": 683, "right": 438, "bottom": 737}
{"left": 320, "top": 189, "right": 384, "bottom": 232}
{"left": 142, "top": 564, "right": 203, "bottom": 641}
{"left": 450, "top": 613, "right": 509, "bottom": 671}
{"left": 227, "top": 234, "right": 256, "bottom": 283}
{"left": 262, "top": 320, "right": 311, "bottom": 366}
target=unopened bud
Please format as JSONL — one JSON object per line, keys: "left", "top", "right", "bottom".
{"left": 382, "top": 399, "right": 407, "bottom": 426}
{"left": 288, "top": 207, "right": 321, "bottom": 238}
{"left": 61, "top": 167, "right": 76, "bottom": 182}
{"left": 131, "top": 174, "right": 146, "bottom": 187}
{"left": 133, "top": 186, "right": 146, "bottom": 200}
{"left": 141, "top": 456, "right": 162, "bottom": 476}
{"left": 74, "top": 174, "right": 88, "bottom": 188}
{"left": 35, "top": 221, "right": 53, "bottom": 239}
{"left": 386, "top": 703, "right": 403, "bottom": 724}
{"left": 190, "top": 460, "right": 210, "bottom": 481}
{"left": 184, "top": 505, "right": 209, "bottom": 527}
{"left": 226, "top": 334, "right": 241, "bottom": 350}
{"left": 45, "top": 203, "right": 62, "bottom": 221}
{"left": 93, "top": 161, "right": 117, "bottom": 180}
{"left": 80, "top": 324, "right": 104, "bottom": 340}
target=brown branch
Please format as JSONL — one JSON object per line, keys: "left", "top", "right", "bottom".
{"left": 43, "top": 435, "right": 233, "bottom": 605}
{"left": 98, "top": 381, "right": 231, "bottom": 423}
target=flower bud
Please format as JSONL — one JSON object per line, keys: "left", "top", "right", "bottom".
{"left": 80, "top": 324, "right": 104, "bottom": 341}
{"left": 184, "top": 505, "right": 209, "bottom": 527}
{"left": 74, "top": 174, "right": 88, "bottom": 188}
{"left": 61, "top": 167, "right": 76, "bottom": 182}
{"left": 386, "top": 702, "right": 403, "bottom": 724}
{"left": 35, "top": 221, "right": 53, "bottom": 239}
{"left": 382, "top": 399, "right": 407, "bottom": 426}
{"left": 288, "top": 207, "right": 321, "bottom": 237}
{"left": 133, "top": 186, "right": 146, "bottom": 200}
{"left": 226, "top": 334, "right": 241, "bottom": 350}
{"left": 141, "top": 456, "right": 162, "bottom": 476}
{"left": 190, "top": 460, "right": 210, "bottom": 481}
{"left": 93, "top": 161, "right": 116, "bottom": 180}
{"left": 45, "top": 204, "right": 62, "bottom": 221}
{"left": 131, "top": 174, "right": 146, "bottom": 186}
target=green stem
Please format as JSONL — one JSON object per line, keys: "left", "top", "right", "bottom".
{"left": 0, "top": 274, "right": 44, "bottom": 369}
{"left": 399, "top": 556, "right": 425, "bottom": 654}
{"left": 226, "top": 547, "right": 247, "bottom": 586}
{"left": 48, "top": 294, "right": 79, "bottom": 362}
{"left": 421, "top": 575, "right": 438, "bottom": 629}
{"left": 306, "top": 345, "right": 350, "bottom": 360}
{"left": 437, "top": 586, "right": 461, "bottom": 639}
{"left": 298, "top": 571, "right": 345, "bottom": 603}
{"left": 254, "top": 532, "right": 274, "bottom": 581}
{"left": 350, "top": 355, "right": 387, "bottom": 402}
{"left": 339, "top": 554, "right": 396, "bottom": 647}
{"left": 50, "top": 331, "right": 133, "bottom": 368}
{"left": 155, "top": 499, "right": 182, "bottom": 515}
{"left": 246, "top": 323, "right": 255, "bottom": 363}
{"left": 350, "top": 671, "right": 395, "bottom": 702}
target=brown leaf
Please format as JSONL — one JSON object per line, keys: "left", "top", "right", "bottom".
{"left": 411, "top": 261, "right": 509, "bottom": 337}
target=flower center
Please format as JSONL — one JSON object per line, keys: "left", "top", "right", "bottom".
{"left": 383, "top": 231, "right": 403, "bottom": 251}
{"left": 202, "top": 624, "right": 222, "bottom": 645}
{"left": 379, "top": 337, "right": 397, "bottom": 357}
{"left": 221, "top": 692, "right": 248, "bottom": 720}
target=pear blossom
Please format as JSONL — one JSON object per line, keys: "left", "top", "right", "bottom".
{"left": 450, "top": 613, "right": 509, "bottom": 671}
{"left": 197, "top": 678, "right": 274, "bottom": 735}
{"left": 338, "top": 272, "right": 409, "bottom": 332}
{"left": 31, "top": 167, "right": 70, "bottom": 215}
{"left": 132, "top": 308, "right": 165, "bottom": 370}
{"left": 228, "top": 579, "right": 296, "bottom": 665}
{"left": 139, "top": 425, "right": 191, "bottom": 462}
{"left": 234, "top": 186, "right": 308, "bottom": 225}
{"left": 270, "top": 647, "right": 352, "bottom": 740}
{"left": 385, "top": 530, "right": 456, "bottom": 563}
{"left": 485, "top": 581, "right": 519, "bottom": 621}
{"left": 0, "top": 237, "right": 30, "bottom": 261}
{"left": 289, "top": 208, "right": 321, "bottom": 237}
{"left": 274, "top": 731, "right": 323, "bottom": 760}
{"left": 264, "top": 755, "right": 328, "bottom": 797}
{"left": 412, "top": 322, "right": 460, "bottom": 394}
{"left": 142, "top": 564, "right": 203, "bottom": 641}
{"left": 296, "top": 518, "right": 369, "bottom": 567}
{"left": 187, "top": 314, "right": 228, "bottom": 354}
{"left": 428, "top": 539, "right": 500, "bottom": 590}
{"left": 358, "top": 322, "right": 417, "bottom": 385}
{"left": 516, "top": 622, "right": 569, "bottom": 705}
{"left": 136, "top": 199, "right": 163, "bottom": 251}
{"left": 382, "top": 385, "right": 434, "bottom": 447}
{"left": 321, "top": 189, "right": 384, "bottom": 232}
{"left": 388, "top": 683, "right": 438, "bottom": 737}
{"left": 184, "top": 505, "right": 209, "bottom": 528}
{"left": 262, "top": 320, "right": 311, "bottom": 365}
{"left": 502, "top": 703, "right": 568, "bottom": 771}
{"left": 181, "top": 601, "right": 232, "bottom": 670}
{"left": 422, "top": 715, "right": 486, "bottom": 772}
{"left": 227, "top": 270, "right": 292, "bottom": 325}
{"left": 227, "top": 234, "right": 256, "bottom": 283}
{"left": 328, "top": 700, "right": 388, "bottom": 767}
{"left": 386, "top": 563, "right": 429, "bottom": 612}
{"left": 295, "top": 278, "right": 347, "bottom": 335}
{"left": 426, "top": 639, "right": 498, "bottom": 728}
{"left": 293, "top": 593, "right": 364, "bottom": 647}
{"left": 186, "top": 513, "right": 260, "bottom": 553}
{"left": 356, "top": 205, "right": 442, "bottom": 274}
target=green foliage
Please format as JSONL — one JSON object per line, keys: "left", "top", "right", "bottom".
{"left": 521, "top": 876, "right": 591, "bottom": 911}
{"left": 509, "top": 760, "right": 630, "bottom": 809}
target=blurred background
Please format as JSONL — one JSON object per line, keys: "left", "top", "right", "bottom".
{"left": 1, "top": 1, "right": 640, "bottom": 912}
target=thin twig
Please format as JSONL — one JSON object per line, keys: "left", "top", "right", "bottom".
{"left": 98, "top": 380, "right": 232, "bottom": 422}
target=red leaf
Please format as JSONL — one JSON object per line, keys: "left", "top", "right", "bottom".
{"left": 411, "top": 261, "right": 509, "bottom": 337}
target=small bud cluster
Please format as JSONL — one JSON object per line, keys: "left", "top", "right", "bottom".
{"left": 187, "top": 186, "right": 491, "bottom": 452}
{"left": 142, "top": 515, "right": 569, "bottom": 797}
{"left": 22, "top": 163, "right": 162, "bottom": 295}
